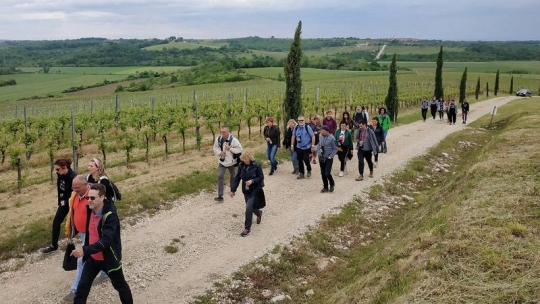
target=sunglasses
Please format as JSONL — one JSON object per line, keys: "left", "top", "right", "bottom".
{"left": 298, "top": 119, "right": 304, "bottom": 122}
{"left": 55, "top": 168, "right": 61, "bottom": 172}
{"left": 85, "top": 196, "right": 98, "bottom": 201}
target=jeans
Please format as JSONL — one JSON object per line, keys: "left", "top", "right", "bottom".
{"left": 358, "top": 150, "right": 374, "bottom": 175}
{"left": 71, "top": 233, "right": 108, "bottom": 292}
{"left": 217, "top": 164, "right": 236, "bottom": 198}
{"left": 244, "top": 194, "right": 262, "bottom": 231}
{"left": 439, "top": 110, "right": 444, "bottom": 120}
{"left": 290, "top": 150, "right": 299, "bottom": 173}
{"left": 295, "top": 147, "right": 312, "bottom": 175}
{"left": 266, "top": 143, "right": 278, "bottom": 171}
{"left": 75, "top": 258, "right": 133, "bottom": 304}
{"left": 51, "top": 205, "right": 69, "bottom": 248}
{"left": 319, "top": 158, "right": 335, "bottom": 189}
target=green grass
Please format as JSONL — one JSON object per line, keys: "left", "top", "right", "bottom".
{"left": 378, "top": 60, "right": 540, "bottom": 74}
{"left": 192, "top": 97, "right": 540, "bottom": 303}
{"left": 385, "top": 46, "right": 465, "bottom": 55}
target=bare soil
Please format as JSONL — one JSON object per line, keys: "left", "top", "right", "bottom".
{"left": 0, "top": 97, "right": 516, "bottom": 303}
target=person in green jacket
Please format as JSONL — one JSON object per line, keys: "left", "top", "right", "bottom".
{"left": 377, "top": 107, "right": 391, "bottom": 154}
{"left": 335, "top": 121, "right": 354, "bottom": 177}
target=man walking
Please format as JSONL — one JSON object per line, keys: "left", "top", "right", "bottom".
{"left": 291, "top": 116, "right": 315, "bottom": 179}
{"left": 71, "top": 183, "right": 133, "bottom": 304}
{"left": 462, "top": 99, "right": 470, "bottom": 124}
{"left": 318, "top": 126, "right": 338, "bottom": 193}
{"left": 213, "top": 126, "right": 243, "bottom": 202}
{"left": 421, "top": 98, "right": 429, "bottom": 122}
{"left": 355, "top": 121, "right": 379, "bottom": 181}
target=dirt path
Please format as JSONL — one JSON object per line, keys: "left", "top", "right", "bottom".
{"left": 375, "top": 44, "right": 387, "bottom": 60}
{"left": 0, "top": 97, "right": 516, "bottom": 303}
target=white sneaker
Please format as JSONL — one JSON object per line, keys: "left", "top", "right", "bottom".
{"left": 338, "top": 171, "right": 344, "bottom": 177}
{"left": 374, "top": 162, "right": 378, "bottom": 168}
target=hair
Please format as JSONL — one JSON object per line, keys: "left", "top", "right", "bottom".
{"left": 342, "top": 111, "right": 350, "bottom": 120}
{"left": 287, "top": 119, "right": 298, "bottom": 127}
{"left": 379, "top": 107, "right": 387, "bottom": 114}
{"left": 89, "top": 183, "right": 106, "bottom": 197}
{"left": 90, "top": 157, "right": 106, "bottom": 177}
{"left": 221, "top": 126, "right": 230, "bottom": 132}
{"left": 266, "top": 117, "right": 274, "bottom": 123}
{"left": 240, "top": 151, "right": 254, "bottom": 163}
{"left": 372, "top": 117, "right": 379, "bottom": 123}
{"left": 54, "top": 158, "right": 72, "bottom": 168}
{"left": 326, "top": 110, "right": 333, "bottom": 115}
{"left": 74, "top": 175, "right": 89, "bottom": 185}
{"left": 312, "top": 114, "right": 320, "bottom": 120}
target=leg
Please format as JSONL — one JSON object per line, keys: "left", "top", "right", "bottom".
{"left": 71, "top": 233, "right": 86, "bottom": 292}
{"left": 357, "top": 150, "right": 365, "bottom": 175}
{"left": 244, "top": 195, "right": 258, "bottom": 231}
{"left": 365, "top": 151, "right": 374, "bottom": 174}
{"left": 296, "top": 148, "right": 305, "bottom": 175}
{"left": 51, "top": 205, "right": 69, "bottom": 249}
{"left": 290, "top": 150, "right": 299, "bottom": 173}
{"left": 325, "top": 159, "right": 335, "bottom": 187}
{"left": 74, "top": 257, "right": 101, "bottom": 304}
{"left": 269, "top": 144, "right": 278, "bottom": 171}
{"left": 319, "top": 161, "right": 328, "bottom": 189}
{"left": 228, "top": 166, "right": 236, "bottom": 191}
{"left": 217, "top": 164, "right": 226, "bottom": 198}
{"left": 302, "top": 148, "right": 312, "bottom": 174}
{"left": 266, "top": 144, "right": 272, "bottom": 167}
{"left": 108, "top": 268, "right": 134, "bottom": 304}
{"left": 382, "top": 131, "right": 388, "bottom": 153}
{"left": 337, "top": 150, "right": 346, "bottom": 171}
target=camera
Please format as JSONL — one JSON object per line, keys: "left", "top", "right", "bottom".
{"left": 320, "top": 146, "right": 325, "bottom": 157}
{"left": 219, "top": 156, "right": 225, "bottom": 162}
{"left": 296, "top": 135, "right": 301, "bottom": 143}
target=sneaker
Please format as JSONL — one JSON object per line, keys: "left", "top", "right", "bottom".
{"left": 374, "top": 162, "right": 378, "bottom": 168}
{"left": 338, "top": 171, "right": 344, "bottom": 177}
{"left": 291, "top": 170, "right": 297, "bottom": 174}
{"left": 329, "top": 185, "right": 335, "bottom": 192}
{"left": 307, "top": 171, "right": 311, "bottom": 178}
{"left": 40, "top": 246, "right": 57, "bottom": 254}
{"left": 63, "top": 291, "right": 75, "bottom": 302}
{"left": 256, "top": 210, "right": 263, "bottom": 224}
{"left": 296, "top": 173, "right": 304, "bottom": 179}
{"left": 92, "top": 275, "right": 109, "bottom": 286}
{"left": 321, "top": 188, "right": 329, "bottom": 193}
{"left": 240, "top": 229, "right": 250, "bottom": 237}
{"left": 369, "top": 171, "right": 373, "bottom": 178}
{"left": 214, "top": 196, "right": 224, "bottom": 202}
{"left": 355, "top": 175, "right": 364, "bottom": 181}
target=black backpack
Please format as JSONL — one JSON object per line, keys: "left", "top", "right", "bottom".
{"left": 87, "top": 174, "right": 122, "bottom": 202}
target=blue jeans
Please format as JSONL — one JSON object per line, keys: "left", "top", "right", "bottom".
{"left": 71, "top": 233, "right": 108, "bottom": 292}
{"left": 266, "top": 144, "right": 278, "bottom": 171}
{"left": 290, "top": 150, "right": 299, "bottom": 173}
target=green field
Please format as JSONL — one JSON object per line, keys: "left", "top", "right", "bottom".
{"left": 378, "top": 60, "right": 540, "bottom": 74}
{"left": 144, "top": 40, "right": 227, "bottom": 51}
{"left": 385, "top": 45, "right": 465, "bottom": 55}
{"left": 17, "top": 66, "right": 189, "bottom": 75}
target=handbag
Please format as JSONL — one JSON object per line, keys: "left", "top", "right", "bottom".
{"left": 63, "top": 241, "right": 78, "bottom": 271}
{"left": 253, "top": 189, "right": 266, "bottom": 209}
{"left": 347, "top": 149, "right": 353, "bottom": 160}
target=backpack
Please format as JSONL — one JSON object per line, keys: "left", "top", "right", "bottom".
{"left": 218, "top": 135, "right": 242, "bottom": 167}
{"left": 86, "top": 174, "right": 122, "bottom": 202}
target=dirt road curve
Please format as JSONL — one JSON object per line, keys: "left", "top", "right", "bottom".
{"left": 0, "top": 96, "right": 517, "bottom": 303}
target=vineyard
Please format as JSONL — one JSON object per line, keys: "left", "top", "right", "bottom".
{"left": 0, "top": 68, "right": 538, "bottom": 196}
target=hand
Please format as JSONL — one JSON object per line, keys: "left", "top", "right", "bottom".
{"left": 230, "top": 192, "right": 235, "bottom": 198}
{"left": 246, "top": 180, "right": 253, "bottom": 186}
{"left": 291, "top": 146, "right": 295, "bottom": 152}
{"left": 220, "top": 151, "right": 226, "bottom": 157}
{"left": 71, "top": 246, "right": 84, "bottom": 258}
{"left": 225, "top": 145, "right": 231, "bottom": 151}
{"left": 265, "top": 137, "right": 270, "bottom": 142}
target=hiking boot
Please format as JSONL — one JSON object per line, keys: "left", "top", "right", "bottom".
{"left": 92, "top": 275, "right": 109, "bottom": 286}
{"left": 214, "top": 196, "right": 224, "bottom": 202}
{"left": 321, "top": 188, "right": 329, "bottom": 193}
{"left": 63, "top": 291, "right": 75, "bottom": 302}
{"left": 355, "top": 175, "right": 364, "bottom": 181}
{"left": 40, "top": 246, "right": 57, "bottom": 254}
{"left": 240, "top": 229, "right": 250, "bottom": 237}
{"left": 291, "top": 170, "right": 297, "bottom": 174}
{"left": 329, "top": 185, "right": 335, "bottom": 192}
{"left": 369, "top": 171, "right": 373, "bottom": 178}
{"left": 269, "top": 169, "right": 274, "bottom": 176}
{"left": 306, "top": 171, "right": 311, "bottom": 178}
{"left": 296, "top": 173, "right": 304, "bottom": 180}
{"left": 338, "top": 171, "right": 344, "bottom": 177}
{"left": 256, "top": 210, "right": 263, "bottom": 224}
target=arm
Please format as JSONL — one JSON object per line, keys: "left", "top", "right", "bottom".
{"left": 229, "top": 138, "right": 243, "bottom": 154}
{"left": 251, "top": 163, "right": 265, "bottom": 186}
{"left": 329, "top": 137, "right": 338, "bottom": 158}
{"left": 64, "top": 192, "right": 77, "bottom": 238}
{"left": 230, "top": 164, "right": 242, "bottom": 193}
{"left": 213, "top": 138, "right": 221, "bottom": 156}
{"left": 82, "top": 212, "right": 119, "bottom": 257}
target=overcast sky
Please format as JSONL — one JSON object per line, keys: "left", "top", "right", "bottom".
{"left": 1, "top": 0, "right": 539, "bottom": 41}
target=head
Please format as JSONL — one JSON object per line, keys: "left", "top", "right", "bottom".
{"left": 88, "top": 157, "right": 105, "bottom": 177}
{"left": 265, "top": 117, "right": 274, "bottom": 127}
{"left": 72, "top": 175, "right": 89, "bottom": 196}
{"left": 220, "top": 126, "right": 230, "bottom": 138}
{"left": 356, "top": 106, "right": 362, "bottom": 113}
{"left": 371, "top": 117, "right": 379, "bottom": 126}
{"left": 340, "top": 122, "right": 347, "bottom": 131}
{"left": 362, "top": 106, "right": 366, "bottom": 112}
{"left": 326, "top": 110, "right": 333, "bottom": 118}
{"left": 239, "top": 151, "right": 254, "bottom": 165}
{"left": 379, "top": 107, "right": 387, "bottom": 115}
{"left": 287, "top": 119, "right": 297, "bottom": 129}
{"left": 87, "top": 183, "right": 107, "bottom": 212}
{"left": 312, "top": 114, "right": 320, "bottom": 124}
{"left": 342, "top": 111, "right": 350, "bottom": 120}
{"left": 297, "top": 116, "right": 306, "bottom": 126}
{"left": 320, "top": 125, "right": 330, "bottom": 136}
{"left": 359, "top": 121, "right": 367, "bottom": 130}
{"left": 54, "top": 158, "right": 72, "bottom": 176}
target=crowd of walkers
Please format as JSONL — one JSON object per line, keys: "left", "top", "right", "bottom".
{"left": 421, "top": 96, "right": 470, "bottom": 124}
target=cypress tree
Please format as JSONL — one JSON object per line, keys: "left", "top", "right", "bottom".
{"left": 459, "top": 67, "right": 468, "bottom": 103}
{"left": 509, "top": 76, "right": 514, "bottom": 95}
{"left": 434, "top": 45, "right": 444, "bottom": 99}
{"left": 384, "top": 53, "right": 398, "bottom": 122}
{"left": 475, "top": 77, "right": 481, "bottom": 100}
{"left": 486, "top": 82, "right": 489, "bottom": 97}
{"left": 283, "top": 21, "right": 303, "bottom": 124}
{"left": 494, "top": 69, "right": 500, "bottom": 96}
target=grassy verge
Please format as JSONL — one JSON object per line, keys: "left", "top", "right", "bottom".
{"left": 192, "top": 97, "right": 540, "bottom": 303}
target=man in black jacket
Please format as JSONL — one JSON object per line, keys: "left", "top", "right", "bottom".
{"left": 71, "top": 183, "right": 133, "bottom": 304}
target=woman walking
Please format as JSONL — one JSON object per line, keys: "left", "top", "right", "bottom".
{"left": 355, "top": 121, "right": 379, "bottom": 181}
{"left": 377, "top": 107, "right": 391, "bottom": 153}
{"left": 263, "top": 117, "right": 281, "bottom": 175}
{"left": 41, "top": 158, "right": 77, "bottom": 254}
{"left": 323, "top": 110, "right": 337, "bottom": 135}
{"left": 335, "top": 121, "right": 353, "bottom": 177}
{"left": 341, "top": 111, "right": 355, "bottom": 130}
{"left": 428, "top": 97, "right": 437, "bottom": 120}
{"left": 230, "top": 151, "right": 265, "bottom": 237}
{"left": 86, "top": 157, "right": 116, "bottom": 203}
{"left": 370, "top": 117, "right": 383, "bottom": 167}
{"left": 282, "top": 119, "right": 299, "bottom": 174}
{"left": 438, "top": 98, "right": 445, "bottom": 120}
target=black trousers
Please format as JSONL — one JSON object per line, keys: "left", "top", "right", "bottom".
{"left": 438, "top": 110, "right": 444, "bottom": 120}
{"left": 449, "top": 110, "right": 457, "bottom": 124}
{"left": 358, "top": 150, "right": 374, "bottom": 175}
{"left": 421, "top": 108, "right": 428, "bottom": 121}
{"left": 51, "top": 205, "right": 69, "bottom": 248}
{"left": 462, "top": 111, "right": 468, "bottom": 122}
{"left": 430, "top": 106, "right": 437, "bottom": 119}
{"left": 75, "top": 258, "right": 133, "bottom": 304}
{"left": 244, "top": 194, "right": 262, "bottom": 231}
{"left": 337, "top": 147, "right": 349, "bottom": 171}
{"left": 295, "top": 147, "right": 312, "bottom": 175}
{"left": 319, "top": 158, "right": 335, "bottom": 189}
